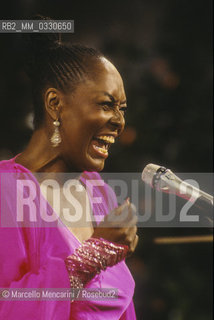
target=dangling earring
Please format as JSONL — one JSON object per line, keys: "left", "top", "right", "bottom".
{"left": 50, "top": 119, "right": 61, "bottom": 147}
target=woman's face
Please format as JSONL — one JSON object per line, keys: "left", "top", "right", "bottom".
{"left": 59, "top": 58, "right": 127, "bottom": 172}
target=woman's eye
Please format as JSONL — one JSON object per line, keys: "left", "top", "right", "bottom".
{"left": 99, "top": 102, "right": 113, "bottom": 110}
{"left": 98, "top": 102, "right": 127, "bottom": 114}
{"left": 120, "top": 107, "right": 127, "bottom": 115}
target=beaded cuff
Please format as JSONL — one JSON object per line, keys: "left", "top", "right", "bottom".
{"left": 65, "top": 238, "right": 129, "bottom": 288}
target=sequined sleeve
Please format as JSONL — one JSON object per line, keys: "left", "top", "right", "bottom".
{"left": 65, "top": 238, "right": 129, "bottom": 288}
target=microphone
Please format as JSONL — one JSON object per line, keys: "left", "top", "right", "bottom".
{"left": 142, "top": 164, "right": 213, "bottom": 216}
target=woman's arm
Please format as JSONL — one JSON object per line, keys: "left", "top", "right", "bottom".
{"left": 65, "top": 199, "right": 138, "bottom": 289}
{"left": 0, "top": 227, "right": 71, "bottom": 320}
{"left": 65, "top": 237, "right": 129, "bottom": 288}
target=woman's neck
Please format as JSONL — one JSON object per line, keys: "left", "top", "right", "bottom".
{"left": 15, "top": 127, "right": 67, "bottom": 173}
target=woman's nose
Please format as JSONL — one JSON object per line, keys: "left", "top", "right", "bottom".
{"left": 109, "top": 108, "right": 125, "bottom": 135}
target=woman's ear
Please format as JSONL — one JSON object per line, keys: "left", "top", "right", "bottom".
{"left": 44, "top": 88, "right": 62, "bottom": 120}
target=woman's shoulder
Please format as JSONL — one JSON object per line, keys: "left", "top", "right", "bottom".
{"left": 0, "top": 158, "right": 15, "bottom": 172}
{"left": 0, "top": 156, "right": 31, "bottom": 174}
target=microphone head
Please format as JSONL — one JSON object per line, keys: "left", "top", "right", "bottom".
{"left": 141, "top": 163, "right": 161, "bottom": 186}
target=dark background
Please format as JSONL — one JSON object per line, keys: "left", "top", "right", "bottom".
{"left": 0, "top": 1, "right": 213, "bottom": 319}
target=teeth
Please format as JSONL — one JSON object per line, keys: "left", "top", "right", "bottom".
{"left": 94, "top": 145, "right": 108, "bottom": 154}
{"left": 97, "top": 135, "right": 115, "bottom": 144}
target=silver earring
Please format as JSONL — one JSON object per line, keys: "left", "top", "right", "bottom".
{"left": 50, "top": 119, "right": 61, "bottom": 147}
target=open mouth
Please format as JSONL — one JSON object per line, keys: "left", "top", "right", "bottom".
{"left": 91, "top": 135, "right": 115, "bottom": 158}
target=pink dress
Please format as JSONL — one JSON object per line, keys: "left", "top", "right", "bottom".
{"left": 0, "top": 156, "right": 136, "bottom": 319}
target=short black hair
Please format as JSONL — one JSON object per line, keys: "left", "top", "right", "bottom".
{"left": 23, "top": 15, "right": 104, "bottom": 129}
